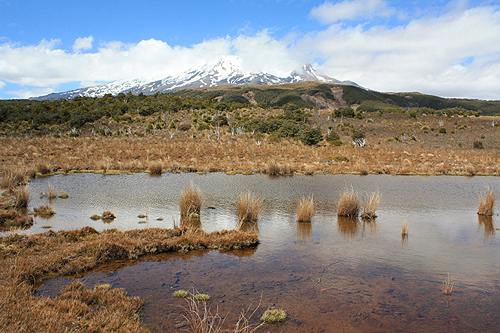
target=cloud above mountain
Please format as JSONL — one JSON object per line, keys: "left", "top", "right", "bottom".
{"left": 1, "top": 1, "right": 500, "bottom": 100}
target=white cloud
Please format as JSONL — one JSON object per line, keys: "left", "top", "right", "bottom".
{"left": 0, "top": 80, "right": 5, "bottom": 90}
{"left": 310, "top": 0, "right": 395, "bottom": 24}
{"left": 301, "top": 5, "right": 500, "bottom": 99}
{"left": 6, "top": 87, "right": 54, "bottom": 99}
{"left": 73, "top": 36, "right": 94, "bottom": 52}
{"left": 1, "top": 4, "right": 500, "bottom": 100}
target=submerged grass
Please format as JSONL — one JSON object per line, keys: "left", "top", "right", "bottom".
{"left": 237, "top": 192, "right": 262, "bottom": 223}
{"left": 478, "top": 189, "right": 497, "bottom": 216}
{"left": 297, "top": 196, "right": 314, "bottom": 222}
{"left": 0, "top": 226, "right": 259, "bottom": 332}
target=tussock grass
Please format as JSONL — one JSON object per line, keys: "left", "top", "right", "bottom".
{"left": 149, "top": 161, "right": 163, "bottom": 175}
{"left": 101, "top": 211, "right": 116, "bottom": 221}
{"left": 36, "top": 162, "right": 51, "bottom": 175}
{"left": 14, "top": 187, "right": 29, "bottom": 208}
{"left": 478, "top": 189, "right": 497, "bottom": 216}
{"left": 265, "top": 161, "right": 293, "bottom": 176}
{"left": 0, "top": 169, "right": 27, "bottom": 190}
{"left": 173, "top": 289, "right": 189, "bottom": 299}
{"left": 180, "top": 184, "right": 203, "bottom": 219}
{"left": 337, "top": 189, "right": 360, "bottom": 217}
{"left": 0, "top": 227, "right": 258, "bottom": 331}
{"left": 33, "top": 205, "right": 55, "bottom": 218}
{"left": 297, "top": 196, "right": 314, "bottom": 222}
{"left": 47, "top": 184, "right": 58, "bottom": 199}
{"left": 361, "top": 191, "right": 380, "bottom": 219}
{"left": 237, "top": 192, "right": 261, "bottom": 223}
{"left": 402, "top": 221, "right": 409, "bottom": 238}
{"left": 443, "top": 273, "right": 454, "bottom": 295}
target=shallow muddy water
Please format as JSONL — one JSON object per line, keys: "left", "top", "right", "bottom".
{"left": 25, "top": 173, "right": 500, "bottom": 331}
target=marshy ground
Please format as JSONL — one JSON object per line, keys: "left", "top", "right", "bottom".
{"left": 0, "top": 108, "right": 499, "bottom": 331}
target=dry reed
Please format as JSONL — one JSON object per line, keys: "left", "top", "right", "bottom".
{"left": 14, "top": 187, "right": 29, "bottom": 208}
{"left": 361, "top": 191, "right": 380, "bottom": 219}
{"left": 442, "top": 273, "right": 454, "bottom": 295}
{"left": 149, "top": 161, "right": 163, "bottom": 175}
{"left": 478, "top": 189, "right": 497, "bottom": 216}
{"left": 401, "top": 221, "right": 409, "bottom": 238}
{"left": 337, "top": 189, "right": 360, "bottom": 217}
{"left": 180, "top": 184, "right": 203, "bottom": 219}
{"left": 297, "top": 196, "right": 314, "bottom": 222}
{"left": 237, "top": 192, "right": 261, "bottom": 223}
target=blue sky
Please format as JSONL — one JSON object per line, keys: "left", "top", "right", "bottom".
{"left": 1, "top": 0, "right": 500, "bottom": 99}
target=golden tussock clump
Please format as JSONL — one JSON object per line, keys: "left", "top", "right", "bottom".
{"left": 361, "top": 191, "right": 380, "bottom": 219}
{"left": 478, "top": 188, "right": 497, "bottom": 216}
{"left": 180, "top": 184, "right": 203, "bottom": 219}
{"left": 148, "top": 161, "right": 163, "bottom": 175}
{"left": 237, "top": 192, "right": 261, "bottom": 223}
{"left": 337, "top": 189, "right": 360, "bottom": 217}
{"left": 297, "top": 196, "right": 314, "bottom": 222}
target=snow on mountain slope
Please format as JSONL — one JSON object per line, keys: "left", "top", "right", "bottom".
{"left": 34, "top": 56, "right": 360, "bottom": 100}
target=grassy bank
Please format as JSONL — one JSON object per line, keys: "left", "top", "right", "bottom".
{"left": 0, "top": 226, "right": 258, "bottom": 331}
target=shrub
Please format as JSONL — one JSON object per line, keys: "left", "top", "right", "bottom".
{"left": 177, "top": 123, "right": 191, "bottom": 131}
{"left": 299, "top": 127, "right": 323, "bottom": 146}
{"left": 473, "top": 141, "right": 484, "bottom": 149}
{"left": 333, "top": 107, "right": 355, "bottom": 118}
{"left": 325, "top": 131, "right": 340, "bottom": 144}
{"left": 438, "top": 127, "right": 447, "bottom": 133}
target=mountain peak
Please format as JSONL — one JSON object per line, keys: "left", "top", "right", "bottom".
{"left": 33, "top": 56, "right": 361, "bottom": 100}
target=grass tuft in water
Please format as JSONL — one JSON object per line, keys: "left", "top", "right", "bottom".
{"left": 14, "top": 187, "right": 30, "bottom": 208}
{"left": 237, "top": 192, "right": 261, "bottom": 223}
{"left": 478, "top": 188, "right": 497, "bottom": 216}
{"left": 361, "top": 191, "right": 380, "bottom": 219}
{"left": 442, "top": 273, "right": 454, "bottom": 295}
{"left": 102, "top": 211, "right": 116, "bottom": 221}
{"left": 180, "top": 184, "right": 203, "bottom": 220}
{"left": 297, "top": 195, "right": 314, "bottom": 222}
{"left": 34, "top": 205, "right": 55, "bottom": 218}
{"left": 401, "top": 220, "right": 409, "bottom": 238}
{"left": 337, "top": 189, "right": 360, "bottom": 217}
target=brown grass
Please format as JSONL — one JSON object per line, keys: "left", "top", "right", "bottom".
{"left": 478, "top": 188, "right": 497, "bottom": 216}
{"left": 36, "top": 162, "right": 51, "bottom": 175}
{"left": 337, "top": 189, "right": 360, "bottom": 217}
{"left": 402, "top": 221, "right": 409, "bottom": 238}
{"left": 149, "top": 160, "right": 163, "bottom": 175}
{"left": 180, "top": 184, "right": 203, "bottom": 219}
{"left": 34, "top": 205, "right": 55, "bottom": 218}
{"left": 361, "top": 191, "right": 380, "bottom": 219}
{"left": 442, "top": 273, "right": 454, "bottom": 295}
{"left": 14, "top": 186, "right": 30, "bottom": 208}
{"left": 265, "top": 160, "right": 293, "bottom": 176}
{"left": 237, "top": 192, "right": 261, "bottom": 223}
{"left": 0, "top": 115, "right": 499, "bottom": 177}
{"left": 297, "top": 196, "right": 314, "bottom": 222}
{"left": 0, "top": 226, "right": 259, "bottom": 332}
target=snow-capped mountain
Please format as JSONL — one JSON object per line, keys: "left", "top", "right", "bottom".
{"left": 34, "top": 56, "right": 359, "bottom": 101}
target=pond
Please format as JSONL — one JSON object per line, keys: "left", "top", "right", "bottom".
{"left": 23, "top": 173, "right": 500, "bottom": 331}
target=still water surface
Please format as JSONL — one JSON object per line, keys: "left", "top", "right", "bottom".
{"left": 27, "top": 173, "right": 500, "bottom": 331}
